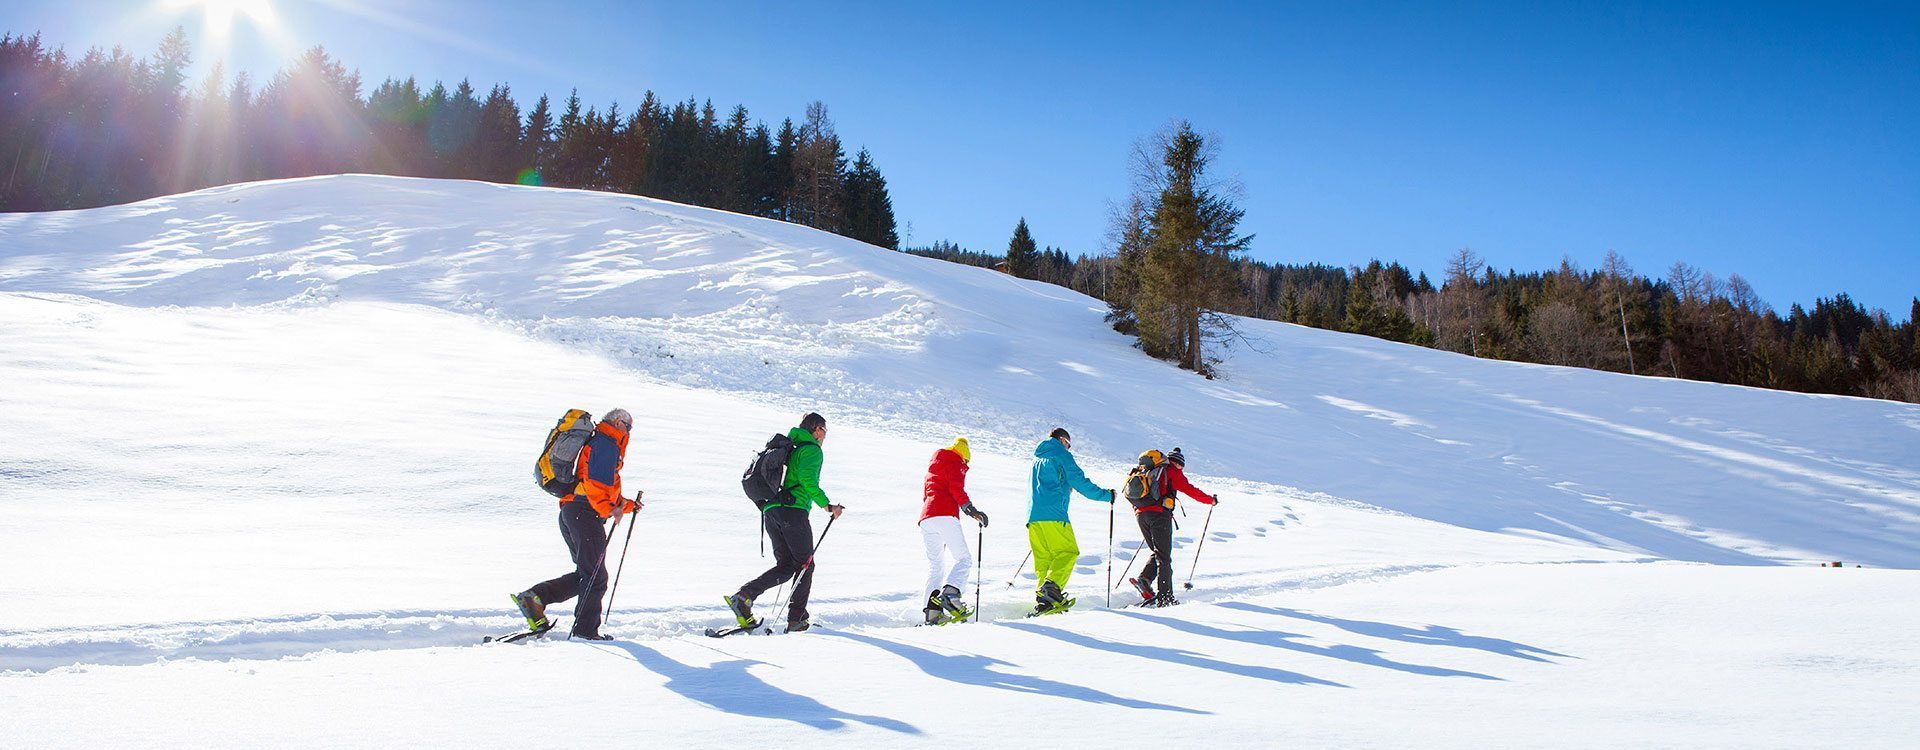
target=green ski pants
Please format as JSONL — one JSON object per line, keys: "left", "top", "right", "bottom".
{"left": 1027, "top": 521, "right": 1079, "bottom": 593}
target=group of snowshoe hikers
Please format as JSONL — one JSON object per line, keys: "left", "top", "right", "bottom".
{"left": 510, "top": 411, "right": 1215, "bottom": 640}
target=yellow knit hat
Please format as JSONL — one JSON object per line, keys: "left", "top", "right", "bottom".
{"left": 948, "top": 436, "right": 971, "bottom": 463}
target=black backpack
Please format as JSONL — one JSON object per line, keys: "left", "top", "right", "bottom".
{"left": 741, "top": 433, "right": 797, "bottom": 510}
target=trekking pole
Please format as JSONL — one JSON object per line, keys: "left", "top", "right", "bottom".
{"left": 1105, "top": 491, "right": 1115, "bottom": 608}
{"left": 769, "top": 514, "right": 838, "bottom": 627}
{"left": 1184, "top": 501, "right": 1216, "bottom": 591}
{"left": 604, "top": 508, "right": 639, "bottom": 626}
{"left": 1004, "top": 550, "right": 1031, "bottom": 588}
{"left": 566, "top": 512, "right": 623, "bottom": 640}
{"left": 1112, "top": 542, "right": 1145, "bottom": 591}
{"left": 974, "top": 526, "right": 984, "bottom": 623}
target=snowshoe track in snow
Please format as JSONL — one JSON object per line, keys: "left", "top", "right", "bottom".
{"left": 0, "top": 563, "right": 1465, "bottom": 673}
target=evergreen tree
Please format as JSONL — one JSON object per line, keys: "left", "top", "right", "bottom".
{"left": 1005, "top": 218, "right": 1039, "bottom": 279}
{"left": 522, "top": 94, "right": 554, "bottom": 183}
{"left": 255, "top": 46, "right": 363, "bottom": 179}
{"left": 366, "top": 77, "right": 427, "bottom": 175}
{"left": 419, "top": 81, "right": 450, "bottom": 175}
{"left": 790, "top": 101, "right": 845, "bottom": 230}
{"left": 743, "top": 121, "right": 776, "bottom": 216}
{"left": 1135, "top": 122, "right": 1251, "bottom": 373}
{"left": 839, "top": 148, "right": 898, "bottom": 249}
{"left": 432, "top": 79, "right": 481, "bottom": 178}
{"left": 606, "top": 103, "right": 649, "bottom": 194}
{"left": 550, "top": 89, "right": 585, "bottom": 186}
{"left": 770, "top": 118, "right": 797, "bottom": 220}
{"left": 1104, "top": 196, "right": 1151, "bottom": 335}
{"left": 476, "top": 84, "right": 523, "bottom": 182}
{"left": 713, "top": 104, "right": 751, "bottom": 212}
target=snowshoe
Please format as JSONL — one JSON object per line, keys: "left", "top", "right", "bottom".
{"left": 1151, "top": 592, "right": 1180, "bottom": 608}
{"left": 1027, "top": 598, "right": 1074, "bottom": 617}
{"left": 785, "top": 619, "right": 811, "bottom": 633}
{"left": 510, "top": 591, "right": 548, "bottom": 632}
{"left": 935, "top": 605, "right": 973, "bottom": 625}
{"left": 484, "top": 619, "right": 553, "bottom": 644}
{"left": 572, "top": 632, "right": 615, "bottom": 641}
{"left": 937, "top": 585, "right": 972, "bottom": 623}
{"left": 1032, "top": 580, "right": 1072, "bottom": 616}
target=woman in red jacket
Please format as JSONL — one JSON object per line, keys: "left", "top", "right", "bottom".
{"left": 920, "top": 437, "right": 989, "bottom": 624}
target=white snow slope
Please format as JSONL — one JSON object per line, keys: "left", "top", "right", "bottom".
{"left": 2, "top": 175, "right": 1916, "bottom": 748}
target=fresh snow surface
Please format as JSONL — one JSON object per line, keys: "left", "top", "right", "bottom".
{"left": 2, "top": 175, "right": 1916, "bottom": 747}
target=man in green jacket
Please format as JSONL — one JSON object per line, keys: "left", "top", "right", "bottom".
{"left": 727, "top": 412, "right": 845, "bottom": 632}
{"left": 1027, "top": 427, "right": 1114, "bottom": 615}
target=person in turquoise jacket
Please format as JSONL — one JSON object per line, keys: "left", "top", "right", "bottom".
{"left": 1026, "top": 427, "right": 1113, "bottom": 615}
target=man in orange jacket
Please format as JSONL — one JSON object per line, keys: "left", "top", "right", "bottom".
{"left": 512, "top": 409, "right": 642, "bottom": 639}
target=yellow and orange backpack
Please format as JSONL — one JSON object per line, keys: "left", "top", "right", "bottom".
{"left": 1122, "top": 450, "right": 1174, "bottom": 510}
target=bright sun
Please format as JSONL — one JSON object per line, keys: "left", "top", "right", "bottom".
{"left": 165, "top": 0, "right": 276, "bottom": 37}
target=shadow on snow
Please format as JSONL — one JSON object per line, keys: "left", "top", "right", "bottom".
{"left": 602, "top": 640, "right": 922, "bottom": 734}
{"left": 1112, "top": 610, "right": 1501, "bottom": 680}
{"left": 817, "top": 629, "right": 1211, "bottom": 714}
{"left": 1214, "top": 602, "right": 1575, "bottom": 663}
{"left": 1000, "top": 619, "right": 1347, "bottom": 688}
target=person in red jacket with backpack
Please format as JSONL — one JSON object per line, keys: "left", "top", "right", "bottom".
{"left": 512, "top": 409, "right": 642, "bottom": 640}
{"left": 1126, "top": 447, "right": 1216, "bottom": 607}
{"left": 920, "top": 437, "right": 988, "bottom": 624}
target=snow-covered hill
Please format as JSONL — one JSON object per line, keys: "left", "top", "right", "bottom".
{"left": 2, "top": 175, "right": 1915, "bottom": 747}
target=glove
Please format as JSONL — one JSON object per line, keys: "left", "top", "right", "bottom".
{"left": 1211, "top": 494, "right": 1221, "bottom": 506}
{"left": 961, "top": 502, "right": 989, "bottom": 528}
{"left": 1109, "top": 489, "right": 1117, "bottom": 503}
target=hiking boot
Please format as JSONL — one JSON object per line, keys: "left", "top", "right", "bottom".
{"left": 786, "top": 619, "right": 811, "bottom": 633}
{"left": 573, "top": 632, "right": 615, "bottom": 641}
{"left": 924, "top": 591, "right": 945, "bottom": 625}
{"left": 1037, "top": 580, "right": 1067, "bottom": 607}
{"left": 938, "top": 585, "right": 968, "bottom": 616}
{"left": 1130, "top": 577, "right": 1155, "bottom": 604}
{"left": 510, "top": 591, "right": 547, "bottom": 631}
{"left": 724, "top": 593, "right": 759, "bottom": 629}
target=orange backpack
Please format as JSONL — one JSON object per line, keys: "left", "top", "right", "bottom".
{"left": 1122, "top": 450, "right": 1173, "bottom": 510}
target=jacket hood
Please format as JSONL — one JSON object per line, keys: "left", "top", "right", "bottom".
{"left": 1033, "top": 437, "right": 1068, "bottom": 460}
{"left": 933, "top": 447, "right": 968, "bottom": 472}
{"left": 597, "top": 420, "right": 630, "bottom": 446}
{"left": 787, "top": 426, "right": 819, "bottom": 447}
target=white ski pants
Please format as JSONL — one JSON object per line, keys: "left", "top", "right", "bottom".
{"left": 919, "top": 515, "right": 973, "bottom": 597}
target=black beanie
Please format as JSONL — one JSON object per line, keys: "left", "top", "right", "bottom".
{"left": 1168, "top": 447, "right": 1186, "bottom": 466}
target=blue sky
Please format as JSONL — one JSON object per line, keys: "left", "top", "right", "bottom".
{"left": 7, "top": 1, "right": 1916, "bottom": 316}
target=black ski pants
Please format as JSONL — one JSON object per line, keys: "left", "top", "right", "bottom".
{"left": 738, "top": 506, "right": 815, "bottom": 621}
{"left": 529, "top": 500, "right": 611, "bottom": 636}
{"left": 1135, "top": 510, "right": 1175, "bottom": 595}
